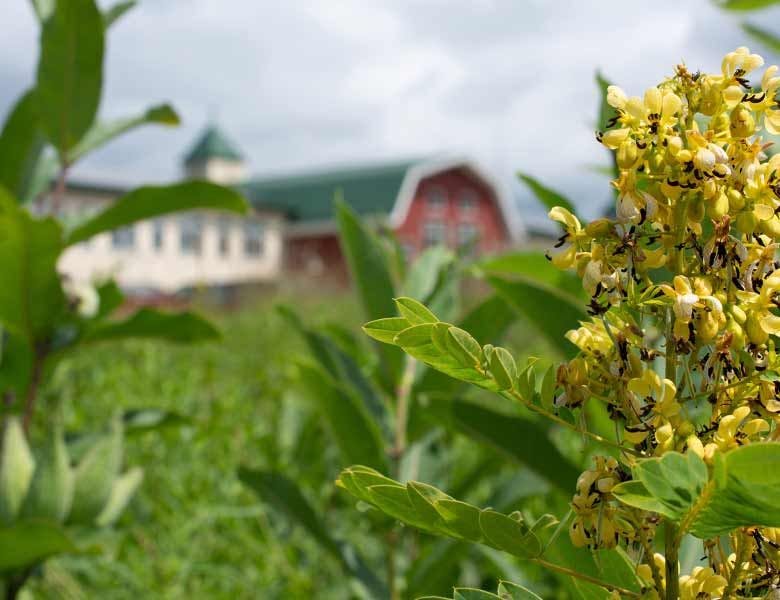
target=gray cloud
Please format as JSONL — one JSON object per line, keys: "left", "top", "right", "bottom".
{"left": 1, "top": 0, "right": 780, "bottom": 222}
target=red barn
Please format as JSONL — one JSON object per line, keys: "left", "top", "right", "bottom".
{"left": 244, "top": 157, "right": 521, "bottom": 277}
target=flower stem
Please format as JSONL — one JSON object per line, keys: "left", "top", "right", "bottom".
{"left": 664, "top": 520, "right": 680, "bottom": 600}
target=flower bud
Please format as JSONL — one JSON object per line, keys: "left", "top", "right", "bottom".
{"left": 730, "top": 103, "right": 756, "bottom": 139}
{"left": 687, "top": 196, "right": 705, "bottom": 222}
{"left": 601, "top": 128, "right": 630, "bottom": 149}
{"left": 727, "top": 189, "right": 745, "bottom": 211}
{"left": 699, "top": 78, "right": 723, "bottom": 116}
{"left": 707, "top": 192, "right": 729, "bottom": 219}
{"left": 759, "top": 216, "right": 780, "bottom": 238}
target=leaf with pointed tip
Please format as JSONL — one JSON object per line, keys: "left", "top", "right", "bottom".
{"left": 297, "top": 364, "right": 388, "bottom": 472}
{"left": 336, "top": 201, "right": 403, "bottom": 390}
{"left": 66, "top": 104, "right": 180, "bottom": 164}
{"left": 475, "top": 251, "right": 584, "bottom": 299}
{"left": 103, "top": 0, "right": 136, "bottom": 26}
{"left": 517, "top": 173, "right": 576, "bottom": 217}
{"left": 363, "top": 317, "right": 411, "bottom": 344}
{"left": 613, "top": 445, "right": 780, "bottom": 538}
{"left": 742, "top": 22, "right": 780, "bottom": 52}
{"left": 0, "top": 90, "right": 46, "bottom": 201}
{"left": 66, "top": 181, "right": 247, "bottom": 245}
{"left": 337, "top": 466, "right": 546, "bottom": 560}
{"left": 395, "top": 296, "right": 438, "bottom": 324}
{"left": 716, "top": 0, "right": 780, "bottom": 11}
{"left": 36, "top": 0, "right": 104, "bottom": 155}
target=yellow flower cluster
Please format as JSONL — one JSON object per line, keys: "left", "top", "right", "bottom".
{"left": 548, "top": 48, "right": 780, "bottom": 592}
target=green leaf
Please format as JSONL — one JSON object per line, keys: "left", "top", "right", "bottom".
{"left": 613, "top": 445, "right": 780, "bottom": 538}
{"left": 239, "top": 467, "right": 388, "bottom": 597}
{"left": 66, "top": 104, "right": 180, "bottom": 164}
{"left": 715, "top": 0, "right": 780, "bottom": 11}
{"left": 36, "top": 0, "right": 105, "bottom": 156}
{"left": 297, "top": 363, "right": 387, "bottom": 472}
{"left": 403, "top": 245, "right": 455, "bottom": 302}
{"left": 395, "top": 296, "right": 438, "bottom": 325}
{"left": 0, "top": 329, "right": 35, "bottom": 398}
{"left": 454, "top": 590, "right": 501, "bottom": 600}
{"left": 0, "top": 193, "right": 66, "bottom": 340}
{"left": 29, "top": 0, "right": 55, "bottom": 22}
{"left": 94, "top": 279, "right": 124, "bottom": 320}
{"left": 337, "top": 466, "right": 546, "bottom": 559}
{"left": 487, "top": 275, "right": 585, "bottom": 359}
{"left": 22, "top": 424, "right": 73, "bottom": 523}
{"left": 95, "top": 466, "right": 143, "bottom": 526}
{"left": 517, "top": 173, "right": 576, "bottom": 216}
{"left": 0, "top": 418, "right": 35, "bottom": 523}
{"left": 742, "top": 22, "right": 780, "bottom": 53}
{"left": 82, "top": 308, "right": 220, "bottom": 344}
{"left": 362, "top": 317, "right": 411, "bottom": 344}
{"left": 0, "top": 520, "right": 76, "bottom": 572}
{"left": 69, "top": 417, "right": 123, "bottom": 524}
{"left": 415, "top": 294, "right": 517, "bottom": 395}
{"left": 450, "top": 401, "right": 580, "bottom": 494}
{"left": 0, "top": 90, "right": 46, "bottom": 201}
{"left": 103, "top": 0, "right": 136, "bottom": 26}
{"left": 66, "top": 181, "right": 247, "bottom": 246}
{"left": 122, "top": 408, "right": 190, "bottom": 436}
{"left": 498, "top": 581, "right": 544, "bottom": 599}
{"left": 475, "top": 251, "right": 584, "bottom": 299}
{"left": 335, "top": 201, "right": 403, "bottom": 390}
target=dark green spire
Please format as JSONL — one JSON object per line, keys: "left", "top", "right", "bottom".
{"left": 183, "top": 125, "right": 243, "bottom": 165}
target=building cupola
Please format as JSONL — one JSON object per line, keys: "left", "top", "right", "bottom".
{"left": 183, "top": 124, "right": 246, "bottom": 185}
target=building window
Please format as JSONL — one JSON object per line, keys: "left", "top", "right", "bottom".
{"left": 152, "top": 219, "right": 165, "bottom": 251}
{"left": 244, "top": 221, "right": 264, "bottom": 257}
{"left": 423, "top": 221, "right": 446, "bottom": 247}
{"left": 459, "top": 189, "right": 478, "bottom": 213}
{"left": 111, "top": 226, "right": 135, "bottom": 250}
{"left": 217, "top": 218, "right": 231, "bottom": 257}
{"left": 457, "top": 222, "right": 479, "bottom": 248}
{"left": 180, "top": 215, "right": 203, "bottom": 255}
{"left": 427, "top": 186, "right": 447, "bottom": 212}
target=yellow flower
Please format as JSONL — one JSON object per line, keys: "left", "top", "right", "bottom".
{"left": 547, "top": 206, "right": 584, "bottom": 269}
{"left": 736, "top": 268, "right": 780, "bottom": 337}
{"left": 679, "top": 566, "right": 727, "bottom": 600}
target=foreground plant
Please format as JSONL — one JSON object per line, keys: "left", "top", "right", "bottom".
{"left": 339, "top": 48, "right": 780, "bottom": 599}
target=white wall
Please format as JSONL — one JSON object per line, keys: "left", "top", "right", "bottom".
{"left": 57, "top": 192, "right": 284, "bottom": 292}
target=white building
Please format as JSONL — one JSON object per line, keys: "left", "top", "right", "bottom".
{"left": 57, "top": 126, "right": 284, "bottom": 294}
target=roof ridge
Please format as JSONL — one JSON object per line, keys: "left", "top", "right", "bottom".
{"left": 245, "top": 157, "right": 424, "bottom": 187}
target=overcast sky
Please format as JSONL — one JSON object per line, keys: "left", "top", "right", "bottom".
{"left": 1, "top": 0, "right": 779, "bottom": 225}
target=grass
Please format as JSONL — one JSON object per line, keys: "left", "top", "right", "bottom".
{"left": 27, "top": 292, "right": 364, "bottom": 599}
{"left": 22, "top": 286, "right": 558, "bottom": 599}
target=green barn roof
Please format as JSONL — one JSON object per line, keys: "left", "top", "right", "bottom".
{"left": 184, "top": 125, "right": 244, "bottom": 165}
{"left": 242, "top": 159, "right": 418, "bottom": 223}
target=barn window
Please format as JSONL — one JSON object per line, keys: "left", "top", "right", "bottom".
{"left": 423, "top": 221, "right": 446, "bottom": 247}
{"left": 152, "top": 219, "right": 165, "bottom": 251}
{"left": 111, "top": 225, "right": 135, "bottom": 250}
{"left": 180, "top": 215, "right": 203, "bottom": 255}
{"left": 459, "top": 189, "right": 478, "bottom": 213}
{"left": 244, "top": 221, "right": 264, "bottom": 257}
{"left": 427, "top": 187, "right": 447, "bottom": 212}
{"left": 218, "top": 218, "right": 231, "bottom": 257}
{"left": 457, "top": 222, "right": 479, "bottom": 247}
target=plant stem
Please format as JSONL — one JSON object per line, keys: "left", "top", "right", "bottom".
{"left": 722, "top": 531, "right": 749, "bottom": 599}
{"left": 386, "top": 356, "right": 415, "bottom": 600}
{"left": 635, "top": 510, "right": 664, "bottom": 595}
{"left": 22, "top": 352, "right": 45, "bottom": 434}
{"left": 664, "top": 520, "right": 680, "bottom": 600}
{"left": 532, "top": 557, "right": 641, "bottom": 598}
{"left": 50, "top": 164, "right": 68, "bottom": 216}
{"left": 505, "top": 390, "right": 642, "bottom": 456}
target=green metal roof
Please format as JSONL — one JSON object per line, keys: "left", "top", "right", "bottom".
{"left": 242, "top": 159, "right": 418, "bottom": 223}
{"left": 184, "top": 125, "right": 244, "bottom": 165}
